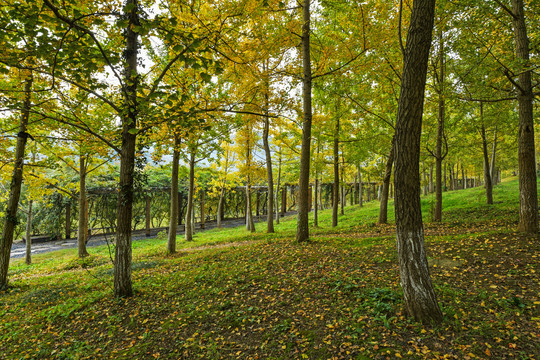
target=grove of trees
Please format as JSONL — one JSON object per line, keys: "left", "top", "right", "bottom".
{"left": 0, "top": 0, "right": 538, "bottom": 325}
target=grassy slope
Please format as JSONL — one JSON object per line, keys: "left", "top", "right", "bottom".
{"left": 1, "top": 178, "right": 538, "bottom": 359}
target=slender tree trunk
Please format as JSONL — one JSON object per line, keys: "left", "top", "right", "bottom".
{"left": 340, "top": 151, "right": 345, "bottom": 215}
{"left": 0, "top": 71, "right": 33, "bottom": 288}
{"left": 509, "top": 0, "right": 538, "bottom": 232}
{"left": 185, "top": 147, "right": 196, "bottom": 242}
{"left": 296, "top": 0, "right": 312, "bottom": 242}
{"left": 78, "top": 155, "right": 89, "bottom": 257}
{"left": 422, "top": 162, "right": 428, "bottom": 196}
{"left": 480, "top": 104, "right": 493, "bottom": 204}
{"left": 429, "top": 163, "right": 434, "bottom": 193}
{"left": 434, "top": 31, "right": 445, "bottom": 222}
{"left": 358, "top": 168, "right": 363, "bottom": 207}
{"left": 393, "top": 0, "right": 442, "bottom": 324}
{"left": 24, "top": 200, "right": 33, "bottom": 265}
{"left": 461, "top": 164, "right": 465, "bottom": 189}
{"left": 200, "top": 191, "right": 205, "bottom": 229}
{"left": 491, "top": 127, "right": 498, "bottom": 185}
{"left": 65, "top": 203, "right": 71, "bottom": 239}
{"left": 167, "top": 136, "right": 181, "bottom": 253}
{"left": 275, "top": 153, "right": 282, "bottom": 225}
{"left": 262, "top": 72, "right": 275, "bottom": 233}
{"left": 332, "top": 117, "right": 339, "bottom": 227}
{"left": 379, "top": 139, "right": 395, "bottom": 224}
{"left": 245, "top": 181, "right": 255, "bottom": 232}
{"left": 217, "top": 187, "right": 225, "bottom": 228}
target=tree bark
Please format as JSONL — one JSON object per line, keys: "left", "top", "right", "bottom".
{"left": 296, "top": 0, "right": 312, "bottom": 242}
{"left": 65, "top": 203, "right": 71, "bottom": 239}
{"left": 510, "top": 0, "right": 538, "bottom": 233}
{"left": 185, "top": 147, "right": 196, "bottom": 242}
{"left": 78, "top": 155, "right": 89, "bottom": 258}
{"left": 434, "top": 31, "right": 446, "bottom": 222}
{"left": 25, "top": 200, "right": 33, "bottom": 265}
{"left": 491, "top": 127, "right": 497, "bottom": 185}
{"left": 480, "top": 104, "right": 493, "bottom": 205}
{"left": 358, "top": 168, "right": 363, "bottom": 207}
{"left": 275, "top": 153, "right": 282, "bottom": 225}
{"left": 332, "top": 116, "right": 340, "bottom": 226}
{"left": 114, "top": 0, "right": 139, "bottom": 298}
{"left": 378, "top": 139, "right": 395, "bottom": 224}
{"left": 167, "top": 136, "right": 181, "bottom": 253}
{"left": 0, "top": 70, "right": 33, "bottom": 289}
{"left": 393, "top": 0, "right": 442, "bottom": 324}
{"left": 262, "top": 71, "right": 275, "bottom": 233}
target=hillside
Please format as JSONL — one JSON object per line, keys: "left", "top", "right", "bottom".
{"left": 1, "top": 178, "right": 539, "bottom": 359}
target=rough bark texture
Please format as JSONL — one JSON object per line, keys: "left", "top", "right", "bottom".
{"left": 0, "top": 71, "right": 32, "bottom": 289}
{"left": 167, "top": 136, "right": 181, "bottom": 253}
{"left": 393, "top": 0, "right": 443, "bottom": 324}
{"left": 296, "top": 0, "right": 312, "bottom": 242}
{"left": 113, "top": 0, "right": 139, "bottom": 298}
{"left": 378, "top": 140, "right": 395, "bottom": 224}
{"left": 510, "top": 0, "right": 538, "bottom": 233}
{"left": 78, "top": 155, "right": 89, "bottom": 258}
{"left": 185, "top": 148, "right": 196, "bottom": 242}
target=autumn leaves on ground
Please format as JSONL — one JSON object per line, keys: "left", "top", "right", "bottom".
{"left": 1, "top": 178, "right": 539, "bottom": 359}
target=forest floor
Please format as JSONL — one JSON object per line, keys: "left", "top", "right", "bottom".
{"left": 1, "top": 178, "right": 539, "bottom": 359}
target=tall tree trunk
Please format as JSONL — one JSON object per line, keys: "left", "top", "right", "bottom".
{"left": 358, "top": 168, "right": 363, "bottom": 207}
{"left": 78, "top": 155, "right": 89, "bottom": 257}
{"left": 246, "top": 129, "right": 255, "bottom": 232}
{"left": 393, "top": 0, "right": 442, "bottom": 324}
{"left": 200, "top": 191, "right": 205, "bottom": 229}
{"left": 434, "top": 30, "right": 445, "bottom": 222}
{"left": 509, "top": 0, "right": 538, "bottom": 232}
{"left": 378, "top": 139, "right": 395, "bottom": 224}
{"left": 114, "top": 0, "right": 139, "bottom": 298}
{"left": 332, "top": 116, "right": 339, "bottom": 227}
{"left": 65, "top": 203, "right": 71, "bottom": 239}
{"left": 245, "top": 181, "right": 255, "bottom": 232}
{"left": 185, "top": 147, "right": 196, "bottom": 242}
{"left": 24, "top": 200, "right": 33, "bottom": 265}
{"left": 0, "top": 71, "right": 33, "bottom": 289}
{"left": 217, "top": 188, "right": 225, "bottom": 228}
{"left": 275, "top": 153, "right": 282, "bottom": 225}
{"left": 340, "top": 151, "right": 345, "bottom": 215}
{"left": 296, "top": 0, "right": 312, "bottom": 242}
{"left": 422, "top": 162, "right": 428, "bottom": 196}
{"left": 167, "top": 136, "right": 181, "bottom": 254}
{"left": 262, "top": 72, "right": 275, "bottom": 233}
{"left": 480, "top": 104, "right": 493, "bottom": 205}
{"left": 491, "top": 127, "right": 498, "bottom": 185}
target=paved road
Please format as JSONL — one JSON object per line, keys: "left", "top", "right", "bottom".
{"left": 10, "top": 212, "right": 296, "bottom": 259}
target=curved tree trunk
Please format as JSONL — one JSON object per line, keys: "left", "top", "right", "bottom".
{"left": 185, "top": 147, "right": 196, "bottom": 242}
{"left": 78, "top": 155, "right": 89, "bottom": 258}
{"left": 378, "top": 140, "right": 395, "bottom": 224}
{"left": 296, "top": 0, "right": 312, "bottom": 242}
{"left": 167, "top": 136, "right": 181, "bottom": 254}
{"left": 393, "top": 0, "right": 442, "bottom": 324}
{"left": 0, "top": 70, "right": 33, "bottom": 289}
{"left": 510, "top": 0, "right": 538, "bottom": 233}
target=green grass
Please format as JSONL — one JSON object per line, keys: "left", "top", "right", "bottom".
{"left": 1, "top": 177, "right": 538, "bottom": 359}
